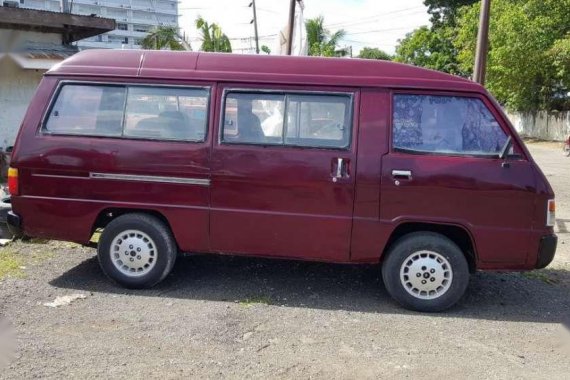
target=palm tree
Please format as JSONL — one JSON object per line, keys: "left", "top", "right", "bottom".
{"left": 305, "top": 16, "right": 347, "bottom": 57}
{"left": 195, "top": 16, "right": 232, "bottom": 53}
{"left": 140, "top": 26, "right": 191, "bottom": 51}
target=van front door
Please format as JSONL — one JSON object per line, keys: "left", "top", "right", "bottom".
{"left": 209, "top": 86, "right": 358, "bottom": 261}
{"left": 381, "top": 92, "right": 536, "bottom": 266}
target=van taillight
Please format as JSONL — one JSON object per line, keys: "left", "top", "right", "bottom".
{"left": 546, "top": 199, "right": 556, "bottom": 227}
{"left": 8, "top": 167, "right": 19, "bottom": 196}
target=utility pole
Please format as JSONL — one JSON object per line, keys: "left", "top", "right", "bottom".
{"left": 286, "top": 0, "right": 297, "bottom": 55}
{"left": 250, "top": 0, "right": 260, "bottom": 54}
{"left": 473, "top": 0, "right": 491, "bottom": 85}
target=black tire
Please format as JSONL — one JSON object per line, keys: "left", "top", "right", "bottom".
{"left": 97, "top": 213, "right": 177, "bottom": 289}
{"left": 381, "top": 232, "right": 469, "bottom": 312}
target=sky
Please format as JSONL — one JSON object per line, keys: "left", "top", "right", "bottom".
{"left": 179, "top": 0, "right": 431, "bottom": 56}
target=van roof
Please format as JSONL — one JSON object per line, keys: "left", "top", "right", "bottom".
{"left": 47, "top": 49, "right": 482, "bottom": 92}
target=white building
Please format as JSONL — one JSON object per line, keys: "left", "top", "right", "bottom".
{"left": 0, "top": 6, "right": 114, "bottom": 149}
{"left": 14, "top": 0, "right": 178, "bottom": 49}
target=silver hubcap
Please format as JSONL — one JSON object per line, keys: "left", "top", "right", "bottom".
{"left": 110, "top": 230, "right": 157, "bottom": 277}
{"left": 400, "top": 250, "right": 453, "bottom": 300}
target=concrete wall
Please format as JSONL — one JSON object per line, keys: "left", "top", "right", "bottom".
{"left": 0, "top": 57, "right": 46, "bottom": 150}
{"left": 508, "top": 111, "right": 570, "bottom": 141}
{"left": 1, "top": 29, "right": 62, "bottom": 51}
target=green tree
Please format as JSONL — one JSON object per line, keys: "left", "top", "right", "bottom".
{"left": 394, "top": 1, "right": 474, "bottom": 75}
{"left": 305, "top": 16, "right": 347, "bottom": 57}
{"left": 261, "top": 45, "right": 271, "bottom": 55}
{"left": 454, "top": 0, "right": 570, "bottom": 111}
{"left": 358, "top": 47, "right": 392, "bottom": 61}
{"left": 394, "top": 26, "right": 464, "bottom": 75}
{"left": 423, "top": 0, "right": 477, "bottom": 26}
{"left": 140, "top": 26, "right": 190, "bottom": 51}
{"left": 195, "top": 16, "right": 232, "bottom": 53}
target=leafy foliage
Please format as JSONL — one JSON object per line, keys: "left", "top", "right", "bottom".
{"left": 358, "top": 47, "right": 392, "bottom": 61}
{"left": 455, "top": 0, "right": 570, "bottom": 111}
{"left": 305, "top": 16, "right": 347, "bottom": 57}
{"left": 423, "top": 0, "right": 477, "bottom": 26}
{"left": 396, "top": 0, "right": 570, "bottom": 111}
{"left": 394, "top": 26, "right": 464, "bottom": 75}
{"left": 140, "top": 26, "right": 187, "bottom": 51}
{"left": 195, "top": 16, "right": 232, "bottom": 53}
{"left": 261, "top": 45, "right": 271, "bottom": 55}
{"left": 394, "top": 1, "right": 472, "bottom": 76}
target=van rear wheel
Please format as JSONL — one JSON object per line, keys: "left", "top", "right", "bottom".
{"left": 381, "top": 232, "right": 469, "bottom": 312}
{"left": 97, "top": 213, "right": 177, "bottom": 289}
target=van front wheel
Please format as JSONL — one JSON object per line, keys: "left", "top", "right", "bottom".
{"left": 97, "top": 213, "right": 177, "bottom": 289}
{"left": 381, "top": 232, "right": 469, "bottom": 312}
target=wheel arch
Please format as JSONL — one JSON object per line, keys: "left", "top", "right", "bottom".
{"left": 91, "top": 207, "right": 177, "bottom": 247}
{"left": 382, "top": 221, "right": 478, "bottom": 272}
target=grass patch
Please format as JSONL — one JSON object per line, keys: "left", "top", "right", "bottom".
{"left": 23, "top": 237, "right": 50, "bottom": 244}
{"left": 90, "top": 231, "right": 101, "bottom": 244}
{"left": 0, "top": 248, "right": 24, "bottom": 279}
{"left": 238, "top": 296, "right": 273, "bottom": 307}
{"left": 522, "top": 271, "right": 558, "bottom": 285}
{"left": 0, "top": 240, "right": 59, "bottom": 280}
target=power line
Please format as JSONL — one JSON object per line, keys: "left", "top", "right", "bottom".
{"left": 324, "top": 6, "right": 427, "bottom": 28}
{"left": 178, "top": 6, "right": 249, "bottom": 10}
{"left": 325, "top": 11, "right": 426, "bottom": 30}
{"left": 256, "top": 7, "right": 280, "bottom": 15}
{"left": 343, "top": 39, "right": 397, "bottom": 45}
{"left": 345, "top": 26, "right": 419, "bottom": 36}
{"left": 188, "top": 33, "right": 277, "bottom": 42}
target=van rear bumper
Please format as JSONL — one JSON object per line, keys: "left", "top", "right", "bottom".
{"left": 6, "top": 211, "right": 22, "bottom": 237}
{"left": 535, "top": 234, "right": 557, "bottom": 269}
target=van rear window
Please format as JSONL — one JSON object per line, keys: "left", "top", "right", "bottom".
{"left": 44, "top": 83, "right": 209, "bottom": 142}
{"left": 393, "top": 95, "right": 508, "bottom": 156}
{"left": 222, "top": 91, "right": 352, "bottom": 149}
{"left": 45, "top": 85, "right": 125, "bottom": 137}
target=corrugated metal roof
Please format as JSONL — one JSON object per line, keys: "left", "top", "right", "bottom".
{"left": 16, "top": 42, "right": 78, "bottom": 60}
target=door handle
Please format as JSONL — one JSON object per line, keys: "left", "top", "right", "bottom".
{"left": 335, "top": 158, "right": 343, "bottom": 178}
{"left": 392, "top": 170, "right": 412, "bottom": 179}
{"left": 332, "top": 158, "right": 349, "bottom": 182}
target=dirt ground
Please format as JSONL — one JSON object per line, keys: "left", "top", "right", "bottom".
{"left": 1, "top": 142, "right": 569, "bottom": 379}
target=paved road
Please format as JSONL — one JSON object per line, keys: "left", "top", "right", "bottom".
{"left": 0, "top": 142, "right": 569, "bottom": 379}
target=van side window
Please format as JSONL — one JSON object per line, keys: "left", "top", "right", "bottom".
{"left": 285, "top": 95, "right": 350, "bottom": 148}
{"left": 223, "top": 93, "right": 285, "bottom": 145}
{"left": 44, "top": 83, "right": 209, "bottom": 142}
{"left": 393, "top": 95, "right": 508, "bottom": 156}
{"left": 222, "top": 91, "right": 352, "bottom": 149}
{"left": 124, "top": 87, "right": 209, "bottom": 141}
{"left": 45, "top": 85, "right": 126, "bottom": 137}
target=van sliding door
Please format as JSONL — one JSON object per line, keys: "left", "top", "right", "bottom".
{"left": 209, "top": 85, "right": 359, "bottom": 261}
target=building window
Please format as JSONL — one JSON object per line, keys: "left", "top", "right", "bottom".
{"left": 117, "top": 23, "right": 128, "bottom": 31}
{"left": 133, "top": 24, "right": 151, "bottom": 33}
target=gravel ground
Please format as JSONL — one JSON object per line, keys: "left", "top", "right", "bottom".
{"left": 1, "top": 142, "right": 569, "bottom": 379}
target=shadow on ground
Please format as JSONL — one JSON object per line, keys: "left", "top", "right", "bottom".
{"left": 50, "top": 253, "right": 570, "bottom": 325}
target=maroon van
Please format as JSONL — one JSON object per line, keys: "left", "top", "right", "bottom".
{"left": 7, "top": 50, "right": 557, "bottom": 311}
